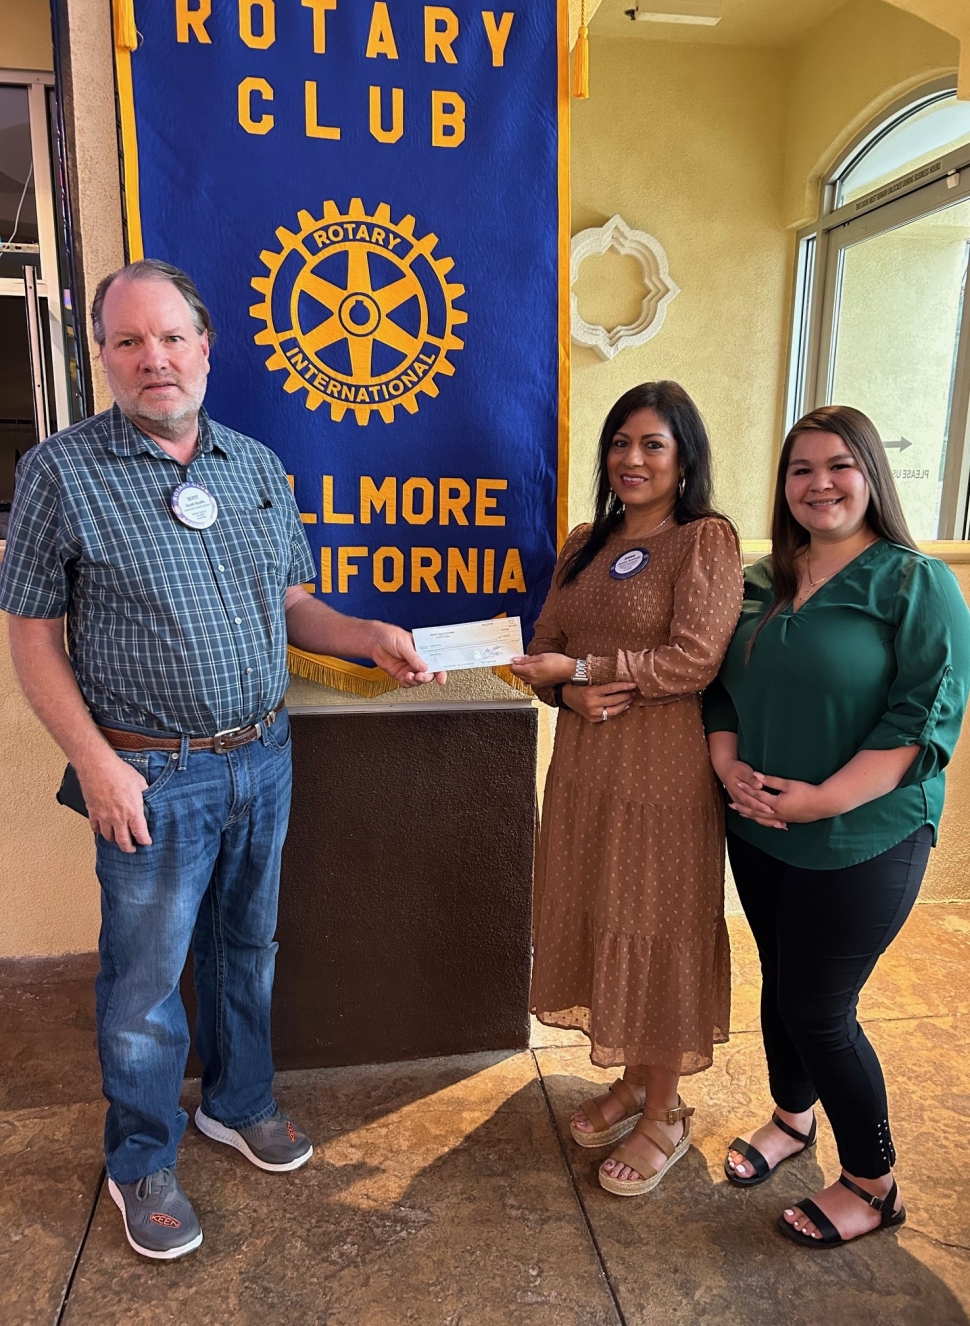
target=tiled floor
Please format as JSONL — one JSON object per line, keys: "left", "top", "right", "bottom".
{"left": 4, "top": 906, "right": 970, "bottom": 1325}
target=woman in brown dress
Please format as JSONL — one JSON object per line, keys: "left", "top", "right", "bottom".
{"left": 511, "top": 381, "right": 743, "bottom": 1196}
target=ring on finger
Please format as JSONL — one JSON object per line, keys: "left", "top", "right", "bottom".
{"left": 601, "top": 708, "right": 609, "bottom": 723}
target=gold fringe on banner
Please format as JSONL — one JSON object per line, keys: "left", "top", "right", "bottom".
{"left": 286, "top": 647, "right": 400, "bottom": 699}
{"left": 493, "top": 665, "right": 534, "bottom": 696}
{"left": 114, "top": 0, "right": 138, "bottom": 51}
{"left": 286, "top": 649, "right": 535, "bottom": 700}
{"left": 572, "top": 0, "right": 589, "bottom": 99}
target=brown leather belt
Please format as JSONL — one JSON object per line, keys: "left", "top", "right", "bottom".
{"left": 99, "top": 703, "right": 284, "bottom": 755}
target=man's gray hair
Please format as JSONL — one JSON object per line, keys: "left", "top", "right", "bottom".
{"left": 91, "top": 258, "right": 217, "bottom": 347}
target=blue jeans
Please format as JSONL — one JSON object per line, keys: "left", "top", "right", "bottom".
{"left": 94, "top": 709, "right": 293, "bottom": 1183}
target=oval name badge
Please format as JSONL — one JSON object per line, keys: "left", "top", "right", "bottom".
{"left": 170, "top": 481, "right": 219, "bottom": 530}
{"left": 610, "top": 548, "right": 650, "bottom": 580}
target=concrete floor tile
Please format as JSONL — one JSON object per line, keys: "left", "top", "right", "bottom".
{"left": 728, "top": 902, "right": 970, "bottom": 1034}
{"left": 61, "top": 1051, "right": 619, "bottom": 1326}
{"left": 865, "top": 904, "right": 970, "bottom": 1020}
{"left": 894, "top": 1232, "right": 970, "bottom": 1316}
{"left": 724, "top": 918, "right": 764, "bottom": 1034}
{"left": 0, "top": 1101, "right": 104, "bottom": 1326}
{"left": 536, "top": 1028, "right": 970, "bottom": 1326}
{"left": 12, "top": 901, "right": 970, "bottom": 1323}
{"left": 0, "top": 955, "right": 101, "bottom": 1110}
{"left": 529, "top": 1016, "right": 590, "bottom": 1049}
{"left": 866, "top": 1015, "right": 970, "bottom": 1250}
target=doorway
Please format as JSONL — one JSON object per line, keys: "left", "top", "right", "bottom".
{"left": 0, "top": 73, "right": 80, "bottom": 529}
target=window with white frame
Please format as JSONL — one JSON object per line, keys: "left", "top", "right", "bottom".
{"left": 787, "top": 79, "right": 970, "bottom": 540}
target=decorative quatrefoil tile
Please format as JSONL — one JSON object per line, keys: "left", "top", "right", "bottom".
{"left": 570, "top": 215, "right": 680, "bottom": 360}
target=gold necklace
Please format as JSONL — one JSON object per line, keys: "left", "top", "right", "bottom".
{"left": 799, "top": 537, "right": 877, "bottom": 599}
{"left": 627, "top": 511, "right": 673, "bottom": 540}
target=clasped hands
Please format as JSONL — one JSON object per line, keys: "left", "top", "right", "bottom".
{"left": 719, "top": 759, "right": 831, "bottom": 830}
{"left": 509, "top": 652, "right": 638, "bottom": 724}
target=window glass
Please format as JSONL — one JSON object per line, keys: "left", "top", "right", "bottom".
{"left": 829, "top": 197, "right": 970, "bottom": 539}
{"left": 838, "top": 94, "right": 970, "bottom": 208}
{"left": 0, "top": 85, "right": 39, "bottom": 281}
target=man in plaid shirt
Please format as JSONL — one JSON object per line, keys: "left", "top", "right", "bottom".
{"left": 0, "top": 260, "right": 444, "bottom": 1260}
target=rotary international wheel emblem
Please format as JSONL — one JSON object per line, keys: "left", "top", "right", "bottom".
{"left": 249, "top": 199, "right": 466, "bottom": 425}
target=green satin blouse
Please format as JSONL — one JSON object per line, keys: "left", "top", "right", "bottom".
{"left": 704, "top": 541, "right": 970, "bottom": 869}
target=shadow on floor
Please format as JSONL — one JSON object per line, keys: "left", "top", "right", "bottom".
{"left": 4, "top": 905, "right": 970, "bottom": 1323}
{"left": 541, "top": 1060, "right": 970, "bottom": 1326}
{"left": 60, "top": 1062, "right": 618, "bottom": 1326}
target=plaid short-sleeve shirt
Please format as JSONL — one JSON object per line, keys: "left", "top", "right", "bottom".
{"left": 0, "top": 404, "right": 315, "bottom": 736}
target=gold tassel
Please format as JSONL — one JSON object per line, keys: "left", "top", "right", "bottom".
{"left": 114, "top": 0, "right": 138, "bottom": 51}
{"left": 572, "top": 0, "right": 589, "bottom": 99}
{"left": 286, "top": 647, "right": 400, "bottom": 699}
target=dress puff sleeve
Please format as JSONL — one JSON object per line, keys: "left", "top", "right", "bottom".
{"left": 587, "top": 518, "right": 744, "bottom": 699}
{"left": 703, "top": 560, "right": 773, "bottom": 734}
{"left": 526, "top": 525, "right": 590, "bottom": 707}
{"left": 859, "top": 555, "right": 970, "bottom": 785}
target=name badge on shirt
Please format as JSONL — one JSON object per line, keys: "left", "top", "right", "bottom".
{"left": 610, "top": 548, "right": 650, "bottom": 580}
{"left": 170, "top": 482, "right": 218, "bottom": 530}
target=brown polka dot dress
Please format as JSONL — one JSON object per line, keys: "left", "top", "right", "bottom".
{"left": 529, "top": 517, "right": 744, "bottom": 1074}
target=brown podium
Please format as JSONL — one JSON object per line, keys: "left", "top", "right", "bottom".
{"left": 186, "top": 698, "right": 538, "bottom": 1071}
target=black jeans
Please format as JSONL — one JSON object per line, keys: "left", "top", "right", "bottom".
{"left": 727, "top": 825, "right": 932, "bottom": 1179}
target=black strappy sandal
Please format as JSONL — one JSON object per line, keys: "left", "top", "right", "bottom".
{"left": 724, "top": 1112, "right": 817, "bottom": 1188}
{"left": 777, "top": 1174, "right": 906, "bottom": 1249}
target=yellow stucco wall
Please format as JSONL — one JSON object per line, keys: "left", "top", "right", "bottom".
{"left": 926, "top": 561, "right": 970, "bottom": 899}
{"left": 570, "top": 38, "right": 793, "bottom": 541}
{"left": 783, "top": 0, "right": 959, "bottom": 229}
{"left": 1, "top": 0, "right": 54, "bottom": 71}
{"left": 882, "top": 0, "right": 970, "bottom": 96}
{"left": 0, "top": 612, "right": 101, "bottom": 955}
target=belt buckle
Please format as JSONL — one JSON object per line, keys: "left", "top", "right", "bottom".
{"left": 212, "top": 718, "right": 267, "bottom": 753}
{"left": 212, "top": 724, "right": 243, "bottom": 754}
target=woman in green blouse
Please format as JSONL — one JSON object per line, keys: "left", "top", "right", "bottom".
{"left": 705, "top": 405, "right": 970, "bottom": 1250}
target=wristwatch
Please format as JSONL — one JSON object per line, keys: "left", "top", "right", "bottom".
{"left": 570, "top": 657, "right": 590, "bottom": 686}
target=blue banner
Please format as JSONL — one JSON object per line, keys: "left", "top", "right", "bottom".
{"left": 115, "top": 0, "right": 568, "bottom": 693}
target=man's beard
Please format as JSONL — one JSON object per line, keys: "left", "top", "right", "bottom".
{"left": 111, "top": 373, "right": 208, "bottom": 440}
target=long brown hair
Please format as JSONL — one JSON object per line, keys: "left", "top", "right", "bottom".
{"left": 749, "top": 405, "right": 917, "bottom": 652}
{"left": 559, "top": 381, "right": 727, "bottom": 586}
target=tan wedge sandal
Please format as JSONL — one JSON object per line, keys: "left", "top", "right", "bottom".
{"left": 598, "top": 1097, "right": 694, "bottom": 1196}
{"left": 569, "top": 1078, "right": 643, "bottom": 1149}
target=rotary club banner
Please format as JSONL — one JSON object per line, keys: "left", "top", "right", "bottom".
{"left": 112, "top": 0, "right": 569, "bottom": 694}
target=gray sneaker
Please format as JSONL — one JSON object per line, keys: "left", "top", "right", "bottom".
{"left": 195, "top": 1106, "right": 313, "bottom": 1172}
{"left": 107, "top": 1169, "right": 203, "bottom": 1260}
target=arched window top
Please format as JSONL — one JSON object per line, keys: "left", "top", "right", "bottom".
{"left": 835, "top": 89, "right": 970, "bottom": 208}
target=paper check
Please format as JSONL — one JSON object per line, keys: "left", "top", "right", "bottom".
{"left": 412, "top": 617, "right": 524, "bottom": 672}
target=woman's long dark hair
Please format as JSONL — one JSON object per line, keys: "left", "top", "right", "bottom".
{"left": 749, "top": 404, "right": 917, "bottom": 650}
{"left": 559, "top": 381, "right": 726, "bottom": 586}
